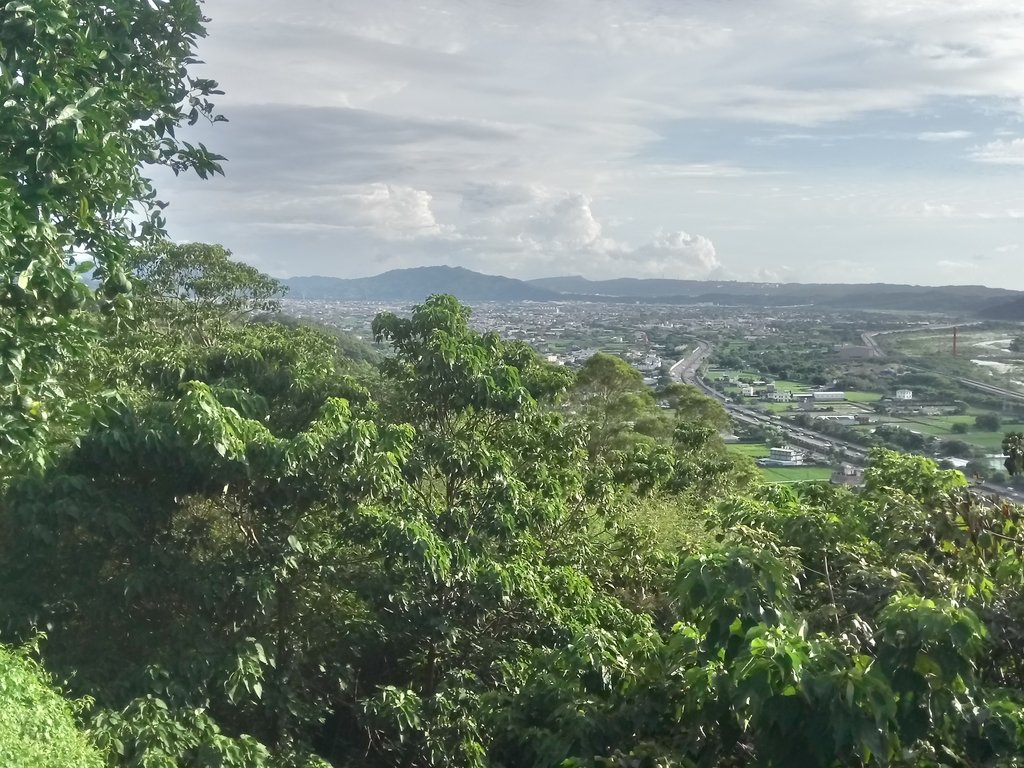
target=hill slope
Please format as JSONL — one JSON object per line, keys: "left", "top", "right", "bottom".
{"left": 529, "top": 275, "right": 1022, "bottom": 313}
{"left": 283, "top": 266, "right": 1024, "bottom": 314}
{"left": 285, "top": 266, "right": 559, "bottom": 302}
{"left": 979, "top": 295, "right": 1024, "bottom": 321}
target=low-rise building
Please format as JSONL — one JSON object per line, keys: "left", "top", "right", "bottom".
{"left": 813, "top": 391, "right": 845, "bottom": 402}
{"left": 830, "top": 464, "right": 865, "bottom": 487}
{"left": 766, "top": 390, "right": 793, "bottom": 402}
{"left": 759, "top": 446, "right": 806, "bottom": 466}
{"left": 740, "top": 385, "right": 755, "bottom": 397}
{"left": 895, "top": 389, "right": 913, "bottom": 400}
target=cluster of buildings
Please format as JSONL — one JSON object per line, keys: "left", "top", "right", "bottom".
{"left": 720, "top": 374, "right": 848, "bottom": 404}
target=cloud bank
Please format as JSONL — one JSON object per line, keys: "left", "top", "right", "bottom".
{"left": 154, "top": 0, "right": 1024, "bottom": 287}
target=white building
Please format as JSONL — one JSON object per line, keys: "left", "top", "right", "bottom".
{"left": 766, "top": 391, "right": 792, "bottom": 402}
{"left": 813, "top": 391, "right": 845, "bottom": 402}
{"left": 740, "top": 385, "right": 755, "bottom": 397}
{"left": 759, "top": 446, "right": 806, "bottom": 466}
{"left": 895, "top": 389, "right": 913, "bottom": 400}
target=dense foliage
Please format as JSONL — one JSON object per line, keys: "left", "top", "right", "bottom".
{"left": 3, "top": 5, "right": 1024, "bottom": 767}
{"left": 0, "top": 642, "right": 104, "bottom": 768}
{"left": 3, "top": 278, "right": 1024, "bottom": 766}
{"left": 1, "top": 0, "right": 224, "bottom": 477}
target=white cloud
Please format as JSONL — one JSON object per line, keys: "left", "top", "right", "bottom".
{"left": 455, "top": 185, "right": 721, "bottom": 278}
{"left": 919, "top": 201, "right": 956, "bottom": 217}
{"left": 251, "top": 183, "right": 446, "bottom": 239}
{"left": 342, "top": 184, "right": 444, "bottom": 238}
{"left": 150, "top": 0, "right": 1024, "bottom": 288}
{"left": 969, "top": 138, "right": 1024, "bottom": 165}
{"left": 917, "top": 130, "right": 972, "bottom": 141}
{"left": 628, "top": 231, "right": 722, "bottom": 278}
{"left": 635, "top": 163, "right": 780, "bottom": 179}
{"left": 750, "top": 266, "right": 795, "bottom": 283}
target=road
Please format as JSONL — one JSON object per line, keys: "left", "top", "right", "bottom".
{"left": 860, "top": 332, "right": 883, "bottom": 357}
{"left": 954, "top": 376, "right": 1024, "bottom": 403}
{"left": 670, "top": 341, "right": 867, "bottom": 465}
{"left": 669, "top": 340, "right": 712, "bottom": 382}
{"left": 864, "top": 323, "right": 1024, "bottom": 402}
{"left": 669, "top": 341, "right": 1024, "bottom": 502}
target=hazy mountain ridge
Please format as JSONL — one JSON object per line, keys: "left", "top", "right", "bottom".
{"left": 285, "top": 266, "right": 560, "bottom": 301}
{"left": 284, "top": 266, "right": 1024, "bottom": 316}
{"left": 980, "top": 295, "right": 1024, "bottom": 321}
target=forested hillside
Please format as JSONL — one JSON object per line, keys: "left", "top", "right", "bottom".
{"left": 3, "top": 3, "right": 1024, "bottom": 767}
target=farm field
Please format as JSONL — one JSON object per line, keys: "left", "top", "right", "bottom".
{"left": 726, "top": 444, "right": 833, "bottom": 483}
{"left": 845, "top": 391, "right": 883, "bottom": 402}
{"left": 843, "top": 415, "right": 1023, "bottom": 452}
{"left": 761, "top": 466, "right": 834, "bottom": 483}
{"left": 728, "top": 443, "right": 771, "bottom": 457}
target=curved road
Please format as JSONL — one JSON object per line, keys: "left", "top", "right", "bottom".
{"left": 670, "top": 340, "right": 867, "bottom": 463}
{"left": 670, "top": 340, "right": 1024, "bottom": 501}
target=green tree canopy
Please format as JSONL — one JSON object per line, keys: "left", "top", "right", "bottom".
{"left": 1, "top": 0, "right": 224, "bottom": 476}
{"left": 127, "top": 241, "right": 285, "bottom": 341}
{"left": 976, "top": 413, "right": 1002, "bottom": 432}
{"left": 568, "top": 352, "right": 657, "bottom": 458}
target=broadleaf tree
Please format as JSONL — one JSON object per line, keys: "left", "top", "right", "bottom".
{"left": 0, "top": 0, "right": 225, "bottom": 478}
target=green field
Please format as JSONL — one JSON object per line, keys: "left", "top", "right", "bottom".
{"left": 728, "top": 443, "right": 770, "bottom": 457}
{"left": 849, "top": 412, "right": 1024, "bottom": 453}
{"left": 727, "top": 444, "right": 834, "bottom": 482}
{"left": 844, "top": 391, "right": 882, "bottom": 402}
{"left": 770, "top": 379, "right": 810, "bottom": 392}
{"left": 707, "top": 368, "right": 759, "bottom": 381}
{"left": 761, "top": 402, "right": 796, "bottom": 413}
{"left": 761, "top": 467, "right": 833, "bottom": 483}
{"left": 949, "top": 430, "right": 1021, "bottom": 451}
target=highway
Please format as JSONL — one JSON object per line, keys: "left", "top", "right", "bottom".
{"left": 864, "top": 324, "right": 1024, "bottom": 402}
{"left": 670, "top": 341, "right": 867, "bottom": 465}
{"left": 954, "top": 376, "right": 1024, "bottom": 403}
{"left": 669, "top": 341, "right": 1024, "bottom": 502}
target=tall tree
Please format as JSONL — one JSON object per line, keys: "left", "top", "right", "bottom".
{"left": 127, "top": 241, "right": 284, "bottom": 343}
{"left": 569, "top": 352, "right": 657, "bottom": 458}
{"left": 1, "top": 0, "right": 225, "bottom": 476}
{"left": 1003, "top": 431, "right": 1024, "bottom": 477}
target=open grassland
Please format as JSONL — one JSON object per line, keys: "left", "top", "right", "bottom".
{"left": 881, "top": 329, "right": 1007, "bottom": 357}
{"left": 728, "top": 443, "right": 771, "bottom": 457}
{"left": 726, "top": 444, "right": 834, "bottom": 483}
{"left": 761, "top": 402, "right": 796, "bottom": 413}
{"left": 769, "top": 379, "right": 811, "bottom": 392}
{"left": 852, "top": 413, "right": 1024, "bottom": 452}
{"left": 761, "top": 466, "right": 834, "bottom": 483}
{"left": 707, "top": 368, "right": 759, "bottom": 381}
{"left": 845, "top": 391, "right": 883, "bottom": 402}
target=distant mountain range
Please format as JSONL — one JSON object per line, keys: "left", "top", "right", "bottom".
{"left": 285, "top": 266, "right": 559, "bottom": 302}
{"left": 283, "top": 266, "right": 1024, "bottom": 319}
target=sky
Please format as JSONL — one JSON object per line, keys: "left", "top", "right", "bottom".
{"left": 155, "top": 0, "right": 1024, "bottom": 287}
